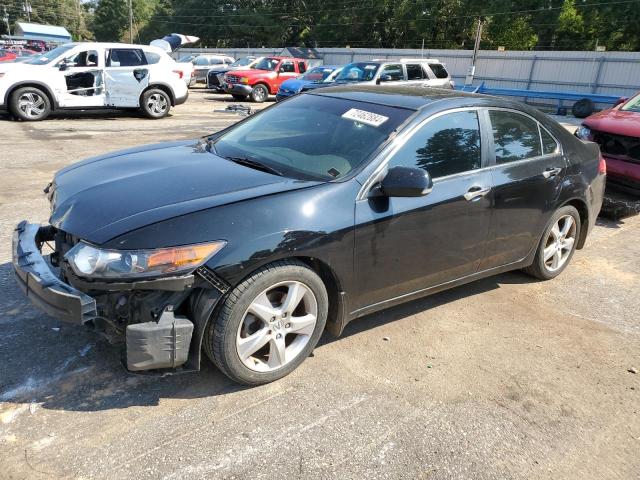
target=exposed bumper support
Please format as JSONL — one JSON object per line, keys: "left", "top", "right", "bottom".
{"left": 12, "top": 221, "right": 97, "bottom": 325}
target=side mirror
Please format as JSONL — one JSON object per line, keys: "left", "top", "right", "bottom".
{"left": 378, "top": 166, "right": 432, "bottom": 197}
{"left": 376, "top": 74, "right": 392, "bottom": 85}
{"left": 59, "top": 61, "right": 68, "bottom": 71}
{"left": 614, "top": 97, "right": 628, "bottom": 107}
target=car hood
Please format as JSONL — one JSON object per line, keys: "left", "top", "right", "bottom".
{"left": 279, "top": 78, "right": 309, "bottom": 92}
{"left": 49, "top": 140, "right": 320, "bottom": 244}
{"left": 0, "top": 62, "right": 47, "bottom": 74}
{"left": 583, "top": 108, "right": 640, "bottom": 138}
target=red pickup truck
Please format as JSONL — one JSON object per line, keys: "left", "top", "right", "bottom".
{"left": 224, "top": 56, "right": 307, "bottom": 102}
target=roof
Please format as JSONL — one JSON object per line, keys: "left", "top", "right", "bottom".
{"left": 310, "top": 84, "right": 531, "bottom": 112}
{"left": 15, "top": 22, "right": 71, "bottom": 41}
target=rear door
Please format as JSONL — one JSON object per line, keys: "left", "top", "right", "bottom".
{"left": 353, "top": 109, "right": 493, "bottom": 310}
{"left": 104, "top": 48, "right": 150, "bottom": 107}
{"left": 424, "top": 63, "right": 451, "bottom": 88}
{"left": 479, "top": 109, "right": 565, "bottom": 270}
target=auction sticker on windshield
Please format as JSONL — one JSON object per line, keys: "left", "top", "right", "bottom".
{"left": 342, "top": 108, "right": 389, "bottom": 127}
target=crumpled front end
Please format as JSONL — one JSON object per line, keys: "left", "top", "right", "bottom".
{"left": 12, "top": 221, "right": 224, "bottom": 372}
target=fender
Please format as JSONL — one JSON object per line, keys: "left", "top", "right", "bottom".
{"left": 143, "top": 82, "right": 176, "bottom": 106}
{"left": 4, "top": 81, "right": 59, "bottom": 109}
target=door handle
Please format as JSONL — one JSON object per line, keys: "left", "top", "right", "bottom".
{"left": 464, "top": 186, "right": 491, "bottom": 201}
{"left": 542, "top": 167, "right": 562, "bottom": 179}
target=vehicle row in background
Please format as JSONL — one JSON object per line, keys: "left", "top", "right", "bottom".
{"left": 0, "top": 42, "right": 189, "bottom": 121}
{"left": 209, "top": 57, "right": 454, "bottom": 103}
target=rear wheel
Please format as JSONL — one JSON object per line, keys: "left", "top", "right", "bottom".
{"left": 250, "top": 84, "right": 269, "bottom": 103}
{"left": 10, "top": 87, "right": 51, "bottom": 121}
{"left": 205, "top": 260, "right": 328, "bottom": 385}
{"left": 140, "top": 88, "right": 171, "bottom": 119}
{"left": 524, "top": 206, "right": 581, "bottom": 280}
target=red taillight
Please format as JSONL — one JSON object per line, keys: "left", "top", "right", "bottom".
{"left": 598, "top": 154, "right": 607, "bottom": 175}
{"left": 173, "top": 69, "right": 184, "bottom": 79}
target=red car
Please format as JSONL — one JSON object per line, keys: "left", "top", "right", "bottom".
{"left": 0, "top": 49, "right": 17, "bottom": 62}
{"left": 576, "top": 92, "right": 640, "bottom": 195}
{"left": 223, "top": 56, "right": 308, "bottom": 102}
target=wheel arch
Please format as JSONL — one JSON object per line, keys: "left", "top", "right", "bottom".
{"left": 559, "top": 197, "right": 589, "bottom": 249}
{"left": 141, "top": 83, "right": 175, "bottom": 106}
{"left": 252, "top": 81, "right": 272, "bottom": 95}
{"left": 5, "top": 82, "right": 58, "bottom": 110}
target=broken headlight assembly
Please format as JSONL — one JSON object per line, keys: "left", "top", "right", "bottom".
{"left": 65, "top": 241, "right": 226, "bottom": 280}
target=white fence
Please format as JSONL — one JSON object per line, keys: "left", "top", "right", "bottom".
{"left": 175, "top": 47, "right": 640, "bottom": 105}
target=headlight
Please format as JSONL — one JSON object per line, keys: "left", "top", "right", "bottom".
{"left": 575, "top": 125, "right": 593, "bottom": 141}
{"left": 65, "top": 241, "right": 226, "bottom": 279}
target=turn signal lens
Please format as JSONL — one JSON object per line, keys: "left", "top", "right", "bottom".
{"left": 172, "top": 69, "right": 184, "bottom": 79}
{"left": 240, "top": 77, "right": 249, "bottom": 84}
{"left": 147, "top": 243, "right": 225, "bottom": 269}
{"left": 598, "top": 154, "right": 607, "bottom": 175}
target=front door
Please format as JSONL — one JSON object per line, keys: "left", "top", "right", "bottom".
{"left": 273, "top": 60, "right": 299, "bottom": 91}
{"left": 104, "top": 48, "right": 150, "bottom": 107}
{"left": 353, "top": 109, "right": 493, "bottom": 311}
{"left": 56, "top": 48, "right": 106, "bottom": 108}
{"left": 479, "top": 109, "right": 566, "bottom": 270}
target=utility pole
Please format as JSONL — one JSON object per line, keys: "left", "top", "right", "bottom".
{"left": 3, "top": 6, "right": 11, "bottom": 37}
{"left": 22, "top": 1, "right": 31, "bottom": 22}
{"left": 128, "top": 0, "right": 133, "bottom": 43}
{"left": 465, "top": 18, "right": 483, "bottom": 86}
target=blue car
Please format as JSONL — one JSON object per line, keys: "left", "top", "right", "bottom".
{"left": 275, "top": 65, "right": 341, "bottom": 101}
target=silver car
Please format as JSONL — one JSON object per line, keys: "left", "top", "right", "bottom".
{"left": 332, "top": 59, "right": 454, "bottom": 89}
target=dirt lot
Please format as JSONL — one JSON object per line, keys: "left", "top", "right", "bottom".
{"left": 0, "top": 89, "right": 638, "bottom": 480}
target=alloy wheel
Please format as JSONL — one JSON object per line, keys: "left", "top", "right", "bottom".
{"left": 17, "top": 92, "right": 46, "bottom": 119}
{"left": 543, "top": 214, "right": 577, "bottom": 272}
{"left": 236, "top": 281, "right": 318, "bottom": 372}
{"left": 253, "top": 86, "right": 267, "bottom": 101}
{"left": 147, "top": 93, "right": 168, "bottom": 114}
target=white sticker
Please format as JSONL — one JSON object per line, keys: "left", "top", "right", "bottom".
{"left": 364, "top": 65, "right": 377, "bottom": 70}
{"left": 342, "top": 108, "right": 389, "bottom": 127}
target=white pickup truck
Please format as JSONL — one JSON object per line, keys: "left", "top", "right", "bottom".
{"left": 0, "top": 42, "right": 188, "bottom": 121}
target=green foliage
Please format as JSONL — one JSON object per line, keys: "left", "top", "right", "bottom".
{"left": 3, "top": 0, "right": 638, "bottom": 51}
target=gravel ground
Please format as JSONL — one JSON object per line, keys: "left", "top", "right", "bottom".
{"left": 0, "top": 89, "right": 638, "bottom": 480}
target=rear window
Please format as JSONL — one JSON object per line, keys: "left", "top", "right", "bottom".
{"left": 107, "top": 49, "right": 146, "bottom": 67}
{"left": 406, "top": 64, "right": 425, "bottom": 80}
{"left": 428, "top": 63, "right": 449, "bottom": 79}
{"left": 144, "top": 51, "right": 162, "bottom": 64}
{"left": 489, "top": 110, "right": 542, "bottom": 163}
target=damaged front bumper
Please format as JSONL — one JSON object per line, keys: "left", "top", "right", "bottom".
{"left": 12, "top": 221, "right": 97, "bottom": 324}
{"left": 12, "top": 221, "right": 223, "bottom": 372}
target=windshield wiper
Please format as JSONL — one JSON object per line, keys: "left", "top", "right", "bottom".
{"left": 223, "top": 156, "right": 284, "bottom": 176}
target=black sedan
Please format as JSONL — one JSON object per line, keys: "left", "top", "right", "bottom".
{"left": 12, "top": 86, "right": 605, "bottom": 385}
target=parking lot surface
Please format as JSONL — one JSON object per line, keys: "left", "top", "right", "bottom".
{"left": 1, "top": 90, "right": 638, "bottom": 480}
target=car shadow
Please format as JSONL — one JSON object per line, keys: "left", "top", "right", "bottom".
{"left": 0, "top": 110, "right": 173, "bottom": 122}
{"left": 0, "top": 260, "right": 532, "bottom": 412}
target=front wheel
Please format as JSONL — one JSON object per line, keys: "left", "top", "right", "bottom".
{"left": 10, "top": 87, "right": 51, "bottom": 121}
{"left": 523, "top": 205, "right": 581, "bottom": 280}
{"left": 250, "top": 84, "right": 269, "bottom": 103}
{"left": 140, "top": 89, "right": 171, "bottom": 119}
{"left": 205, "top": 260, "right": 328, "bottom": 385}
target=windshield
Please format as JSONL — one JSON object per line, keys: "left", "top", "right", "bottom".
{"left": 211, "top": 94, "right": 412, "bottom": 181}
{"left": 252, "top": 57, "right": 280, "bottom": 71}
{"left": 621, "top": 93, "right": 640, "bottom": 113}
{"left": 335, "top": 62, "right": 380, "bottom": 82}
{"left": 301, "top": 66, "right": 335, "bottom": 82}
{"left": 232, "top": 57, "right": 255, "bottom": 67}
{"left": 23, "top": 44, "right": 75, "bottom": 65}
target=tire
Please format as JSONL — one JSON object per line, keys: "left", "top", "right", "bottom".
{"left": 572, "top": 98, "right": 595, "bottom": 119}
{"left": 250, "top": 84, "right": 269, "bottom": 103}
{"left": 523, "top": 206, "right": 581, "bottom": 280}
{"left": 10, "top": 86, "right": 51, "bottom": 121}
{"left": 205, "top": 260, "right": 328, "bottom": 385}
{"left": 231, "top": 94, "right": 247, "bottom": 101}
{"left": 140, "top": 88, "right": 171, "bottom": 119}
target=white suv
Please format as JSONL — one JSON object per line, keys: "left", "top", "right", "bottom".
{"left": 332, "top": 58, "right": 454, "bottom": 89}
{"left": 0, "top": 42, "right": 189, "bottom": 121}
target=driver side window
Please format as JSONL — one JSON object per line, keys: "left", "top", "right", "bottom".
{"left": 280, "top": 61, "right": 295, "bottom": 73}
{"left": 389, "top": 111, "right": 482, "bottom": 179}
{"left": 380, "top": 64, "right": 403, "bottom": 81}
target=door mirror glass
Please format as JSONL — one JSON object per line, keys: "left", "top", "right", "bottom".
{"left": 379, "top": 166, "right": 432, "bottom": 197}
{"left": 59, "top": 61, "right": 69, "bottom": 71}
{"left": 377, "top": 74, "right": 392, "bottom": 84}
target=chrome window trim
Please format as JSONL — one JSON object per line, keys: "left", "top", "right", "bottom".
{"left": 357, "top": 106, "right": 564, "bottom": 201}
